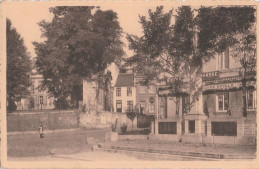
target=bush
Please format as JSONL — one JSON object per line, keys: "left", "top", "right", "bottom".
{"left": 120, "top": 123, "right": 127, "bottom": 134}
{"left": 7, "top": 98, "right": 17, "bottom": 113}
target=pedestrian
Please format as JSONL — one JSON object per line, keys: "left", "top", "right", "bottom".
{"left": 39, "top": 122, "right": 44, "bottom": 138}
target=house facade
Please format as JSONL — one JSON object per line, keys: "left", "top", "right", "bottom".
{"left": 152, "top": 48, "right": 257, "bottom": 145}
{"left": 135, "top": 74, "right": 158, "bottom": 116}
{"left": 16, "top": 72, "right": 55, "bottom": 111}
{"left": 201, "top": 48, "right": 256, "bottom": 145}
{"left": 113, "top": 73, "right": 136, "bottom": 113}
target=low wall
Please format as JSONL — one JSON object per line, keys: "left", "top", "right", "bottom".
{"left": 79, "top": 111, "right": 137, "bottom": 130}
{"left": 7, "top": 110, "right": 79, "bottom": 132}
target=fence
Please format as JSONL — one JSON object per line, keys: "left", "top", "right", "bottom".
{"left": 7, "top": 110, "right": 80, "bottom": 132}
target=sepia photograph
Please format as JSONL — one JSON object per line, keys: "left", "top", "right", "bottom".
{"left": 0, "top": 1, "right": 259, "bottom": 168}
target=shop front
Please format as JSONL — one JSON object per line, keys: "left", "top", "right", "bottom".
{"left": 202, "top": 68, "right": 257, "bottom": 145}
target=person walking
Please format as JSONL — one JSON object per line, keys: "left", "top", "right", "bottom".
{"left": 39, "top": 122, "right": 44, "bottom": 138}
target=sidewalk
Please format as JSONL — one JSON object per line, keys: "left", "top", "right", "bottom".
{"left": 96, "top": 140, "right": 257, "bottom": 160}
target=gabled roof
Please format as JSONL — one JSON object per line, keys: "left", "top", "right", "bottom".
{"left": 114, "top": 73, "right": 134, "bottom": 87}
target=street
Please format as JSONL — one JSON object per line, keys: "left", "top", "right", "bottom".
{"left": 8, "top": 129, "right": 108, "bottom": 157}
{"left": 7, "top": 129, "right": 214, "bottom": 161}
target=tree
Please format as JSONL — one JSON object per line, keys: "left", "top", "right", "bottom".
{"left": 196, "top": 6, "right": 256, "bottom": 117}
{"left": 127, "top": 6, "right": 256, "bottom": 118}
{"left": 126, "top": 109, "right": 137, "bottom": 130}
{"left": 34, "top": 7, "right": 124, "bottom": 109}
{"left": 126, "top": 6, "right": 197, "bottom": 117}
{"left": 7, "top": 19, "right": 31, "bottom": 112}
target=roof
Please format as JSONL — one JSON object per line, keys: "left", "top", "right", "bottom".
{"left": 114, "top": 73, "right": 134, "bottom": 87}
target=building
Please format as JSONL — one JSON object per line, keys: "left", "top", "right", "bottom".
{"left": 113, "top": 73, "right": 136, "bottom": 113}
{"left": 201, "top": 48, "right": 256, "bottom": 145}
{"left": 16, "top": 71, "right": 55, "bottom": 111}
{"left": 82, "top": 63, "right": 119, "bottom": 113}
{"left": 152, "top": 48, "right": 257, "bottom": 145}
{"left": 135, "top": 74, "right": 158, "bottom": 116}
{"left": 82, "top": 71, "right": 113, "bottom": 112}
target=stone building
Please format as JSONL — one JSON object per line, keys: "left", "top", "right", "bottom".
{"left": 201, "top": 48, "right": 256, "bottom": 145}
{"left": 16, "top": 71, "right": 55, "bottom": 111}
{"left": 152, "top": 48, "right": 257, "bottom": 145}
{"left": 82, "top": 71, "right": 113, "bottom": 113}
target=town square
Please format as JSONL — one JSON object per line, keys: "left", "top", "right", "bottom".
{"left": 0, "top": 1, "right": 258, "bottom": 168}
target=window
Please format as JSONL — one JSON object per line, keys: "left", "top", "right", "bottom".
{"left": 127, "top": 87, "right": 132, "bottom": 96}
{"left": 158, "top": 122, "right": 177, "bottom": 134}
{"left": 247, "top": 90, "right": 257, "bottom": 110}
{"left": 140, "top": 86, "right": 146, "bottom": 93}
{"left": 211, "top": 122, "right": 237, "bottom": 136}
{"left": 116, "top": 100, "right": 122, "bottom": 112}
{"left": 127, "top": 101, "right": 133, "bottom": 111}
{"left": 182, "top": 95, "right": 190, "bottom": 114}
{"left": 217, "top": 93, "right": 229, "bottom": 111}
{"left": 148, "top": 86, "right": 156, "bottom": 93}
{"left": 149, "top": 98, "right": 155, "bottom": 113}
{"left": 39, "top": 96, "right": 43, "bottom": 105}
{"left": 139, "top": 101, "right": 145, "bottom": 114}
{"left": 188, "top": 120, "right": 195, "bottom": 133}
{"left": 116, "top": 88, "right": 121, "bottom": 96}
{"left": 218, "top": 48, "right": 229, "bottom": 70}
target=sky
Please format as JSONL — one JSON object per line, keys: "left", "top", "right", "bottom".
{"left": 4, "top": 3, "right": 175, "bottom": 59}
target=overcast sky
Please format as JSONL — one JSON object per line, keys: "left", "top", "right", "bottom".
{"left": 5, "top": 3, "right": 176, "bottom": 59}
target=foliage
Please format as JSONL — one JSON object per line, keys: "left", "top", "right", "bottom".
{"left": 34, "top": 7, "right": 124, "bottom": 109}
{"left": 7, "top": 19, "right": 32, "bottom": 112}
{"left": 196, "top": 6, "right": 256, "bottom": 117}
{"left": 82, "top": 104, "right": 87, "bottom": 113}
{"left": 29, "top": 97, "right": 35, "bottom": 110}
{"left": 196, "top": 6, "right": 256, "bottom": 60}
{"left": 126, "top": 109, "right": 137, "bottom": 130}
{"left": 126, "top": 6, "right": 256, "bottom": 116}
{"left": 126, "top": 110, "right": 137, "bottom": 122}
{"left": 7, "top": 98, "right": 17, "bottom": 112}
{"left": 126, "top": 6, "right": 197, "bottom": 115}
{"left": 111, "top": 118, "right": 118, "bottom": 132}
{"left": 120, "top": 123, "right": 127, "bottom": 134}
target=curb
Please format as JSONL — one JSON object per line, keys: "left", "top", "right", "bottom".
{"left": 97, "top": 143, "right": 256, "bottom": 159}
{"left": 93, "top": 145, "right": 220, "bottom": 161}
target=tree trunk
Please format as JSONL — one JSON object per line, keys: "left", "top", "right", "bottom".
{"left": 242, "top": 79, "right": 247, "bottom": 117}
{"left": 132, "top": 121, "right": 134, "bottom": 131}
{"left": 176, "top": 96, "right": 180, "bottom": 117}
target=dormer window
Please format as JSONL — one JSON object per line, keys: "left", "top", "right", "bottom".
{"left": 218, "top": 48, "right": 229, "bottom": 70}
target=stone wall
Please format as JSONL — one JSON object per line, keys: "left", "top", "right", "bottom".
{"left": 7, "top": 110, "right": 79, "bottom": 132}
{"left": 79, "top": 111, "right": 137, "bottom": 130}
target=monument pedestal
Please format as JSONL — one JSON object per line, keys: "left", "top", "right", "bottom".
{"left": 182, "top": 92, "right": 208, "bottom": 143}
